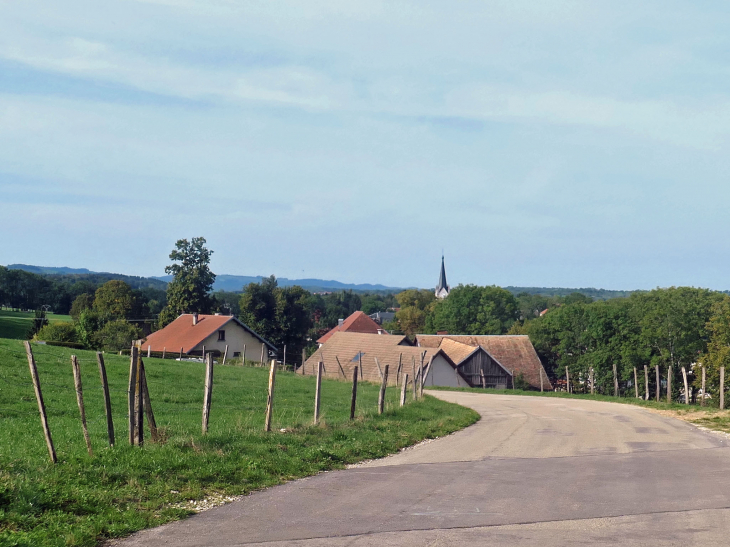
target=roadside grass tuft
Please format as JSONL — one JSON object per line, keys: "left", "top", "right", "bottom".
{"left": 0, "top": 339, "right": 478, "bottom": 547}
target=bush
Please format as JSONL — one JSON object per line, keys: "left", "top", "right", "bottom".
{"left": 96, "top": 320, "right": 142, "bottom": 352}
{"left": 34, "top": 322, "right": 79, "bottom": 344}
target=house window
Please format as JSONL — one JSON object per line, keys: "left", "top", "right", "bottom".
{"left": 233, "top": 352, "right": 241, "bottom": 358}
{"left": 218, "top": 330, "right": 225, "bottom": 341}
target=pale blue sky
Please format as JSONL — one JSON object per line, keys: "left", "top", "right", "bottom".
{"left": 2, "top": 1, "right": 730, "bottom": 290}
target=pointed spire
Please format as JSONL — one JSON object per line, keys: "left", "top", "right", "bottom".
{"left": 435, "top": 254, "right": 449, "bottom": 298}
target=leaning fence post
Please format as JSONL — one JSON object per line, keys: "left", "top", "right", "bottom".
{"left": 634, "top": 367, "right": 639, "bottom": 398}
{"left": 681, "top": 366, "right": 689, "bottom": 405}
{"left": 264, "top": 357, "right": 277, "bottom": 432}
{"left": 644, "top": 365, "right": 649, "bottom": 401}
{"left": 396, "top": 353, "right": 403, "bottom": 387}
{"left": 667, "top": 366, "right": 672, "bottom": 403}
{"left": 378, "top": 365, "right": 390, "bottom": 415}
{"left": 222, "top": 345, "right": 228, "bottom": 366}
{"left": 128, "top": 346, "right": 139, "bottom": 445}
{"left": 655, "top": 365, "right": 660, "bottom": 402}
{"left": 25, "top": 341, "right": 57, "bottom": 463}
{"left": 314, "top": 361, "right": 323, "bottom": 424}
{"left": 260, "top": 343, "right": 265, "bottom": 367}
{"left": 701, "top": 366, "right": 706, "bottom": 407}
{"left": 135, "top": 351, "right": 144, "bottom": 446}
{"left": 139, "top": 361, "right": 158, "bottom": 442}
{"left": 202, "top": 353, "right": 214, "bottom": 434}
{"left": 350, "top": 365, "right": 358, "bottom": 420}
{"left": 71, "top": 355, "right": 93, "bottom": 456}
{"left": 721, "top": 367, "right": 726, "bottom": 410}
{"left": 400, "top": 373, "right": 408, "bottom": 406}
{"left": 374, "top": 357, "right": 383, "bottom": 379}
{"left": 97, "top": 352, "right": 115, "bottom": 448}
{"left": 302, "top": 348, "right": 307, "bottom": 372}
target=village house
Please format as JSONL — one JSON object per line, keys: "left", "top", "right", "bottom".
{"left": 317, "top": 310, "right": 388, "bottom": 346}
{"left": 141, "top": 313, "right": 276, "bottom": 362}
{"left": 302, "top": 332, "right": 469, "bottom": 387}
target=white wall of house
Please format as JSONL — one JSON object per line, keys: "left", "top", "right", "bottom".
{"left": 192, "top": 320, "right": 273, "bottom": 362}
{"left": 423, "top": 355, "right": 468, "bottom": 388}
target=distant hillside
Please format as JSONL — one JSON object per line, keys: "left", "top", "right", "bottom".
{"left": 504, "top": 286, "right": 639, "bottom": 300}
{"left": 7, "top": 265, "right": 167, "bottom": 290}
{"left": 155, "top": 274, "right": 404, "bottom": 293}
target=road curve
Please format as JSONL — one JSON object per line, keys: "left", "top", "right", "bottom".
{"left": 115, "top": 392, "right": 730, "bottom": 547}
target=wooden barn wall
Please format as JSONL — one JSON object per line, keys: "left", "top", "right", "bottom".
{"left": 457, "top": 351, "right": 512, "bottom": 388}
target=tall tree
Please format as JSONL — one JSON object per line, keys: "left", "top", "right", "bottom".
{"left": 158, "top": 237, "right": 216, "bottom": 327}
{"left": 426, "top": 285, "right": 519, "bottom": 335}
{"left": 93, "top": 280, "right": 134, "bottom": 321}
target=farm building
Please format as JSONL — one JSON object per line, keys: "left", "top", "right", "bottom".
{"left": 317, "top": 310, "right": 388, "bottom": 345}
{"left": 140, "top": 313, "right": 276, "bottom": 362}
{"left": 302, "top": 332, "right": 469, "bottom": 388}
{"left": 415, "top": 334, "right": 552, "bottom": 390}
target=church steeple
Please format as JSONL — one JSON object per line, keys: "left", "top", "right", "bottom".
{"left": 435, "top": 255, "right": 450, "bottom": 299}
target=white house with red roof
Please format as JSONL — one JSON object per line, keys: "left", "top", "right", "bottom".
{"left": 141, "top": 313, "right": 276, "bottom": 362}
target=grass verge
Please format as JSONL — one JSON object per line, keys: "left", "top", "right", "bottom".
{"left": 0, "top": 339, "right": 479, "bottom": 547}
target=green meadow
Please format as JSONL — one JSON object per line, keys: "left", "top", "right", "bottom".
{"left": 0, "top": 339, "right": 478, "bottom": 547}
{"left": 0, "top": 309, "right": 72, "bottom": 340}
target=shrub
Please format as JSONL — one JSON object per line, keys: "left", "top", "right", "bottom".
{"left": 34, "top": 322, "right": 79, "bottom": 344}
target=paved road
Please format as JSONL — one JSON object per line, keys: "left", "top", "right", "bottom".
{"left": 117, "top": 392, "right": 730, "bottom": 546}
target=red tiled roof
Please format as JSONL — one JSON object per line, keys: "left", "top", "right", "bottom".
{"left": 141, "top": 314, "right": 275, "bottom": 353}
{"left": 317, "top": 311, "right": 386, "bottom": 344}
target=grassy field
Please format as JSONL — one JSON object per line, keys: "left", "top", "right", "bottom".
{"left": 0, "top": 339, "right": 479, "bottom": 547}
{"left": 0, "top": 309, "right": 72, "bottom": 340}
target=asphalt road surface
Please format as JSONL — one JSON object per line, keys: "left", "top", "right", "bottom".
{"left": 116, "top": 392, "right": 730, "bottom": 546}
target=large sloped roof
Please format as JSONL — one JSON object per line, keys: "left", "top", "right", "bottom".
{"left": 142, "top": 314, "right": 276, "bottom": 354}
{"left": 415, "top": 334, "right": 552, "bottom": 390}
{"left": 317, "top": 311, "right": 386, "bottom": 344}
{"left": 302, "top": 332, "right": 463, "bottom": 386}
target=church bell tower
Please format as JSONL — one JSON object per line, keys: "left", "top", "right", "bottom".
{"left": 435, "top": 255, "right": 450, "bottom": 299}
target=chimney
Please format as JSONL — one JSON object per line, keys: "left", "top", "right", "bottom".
{"left": 192, "top": 313, "right": 199, "bottom": 326}
{"left": 338, "top": 318, "right": 344, "bottom": 327}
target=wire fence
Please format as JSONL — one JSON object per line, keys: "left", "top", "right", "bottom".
{"left": 0, "top": 341, "right": 420, "bottom": 464}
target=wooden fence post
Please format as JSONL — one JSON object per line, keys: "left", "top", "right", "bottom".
{"left": 374, "top": 357, "right": 383, "bottom": 379}
{"left": 644, "top": 365, "right": 649, "bottom": 401}
{"left": 396, "top": 353, "right": 403, "bottom": 388}
{"left": 701, "top": 366, "right": 706, "bottom": 407}
{"left": 482, "top": 370, "right": 487, "bottom": 389}
{"left": 400, "top": 373, "right": 408, "bottom": 406}
{"left": 378, "top": 365, "right": 390, "bottom": 415}
{"left": 634, "top": 367, "right": 639, "bottom": 398}
{"left": 128, "top": 346, "right": 139, "bottom": 445}
{"left": 97, "top": 352, "right": 115, "bottom": 448}
{"left": 314, "top": 361, "right": 323, "bottom": 424}
{"left": 721, "top": 367, "right": 726, "bottom": 410}
{"left": 667, "top": 366, "right": 672, "bottom": 403}
{"left": 202, "top": 353, "right": 214, "bottom": 434}
{"left": 613, "top": 363, "right": 619, "bottom": 397}
{"left": 283, "top": 345, "right": 286, "bottom": 370}
{"left": 264, "top": 357, "right": 277, "bottom": 432}
{"left": 179, "top": 347, "right": 183, "bottom": 360}
{"left": 147, "top": 345, "right": 151, "bottom": 358}
{"left": 565, "top": 366, "right": 570, "bottom": 394}
{"left": 302, "top": 348, "right": 306, "bottom": 371}
{"left": 24, "top": 342, "right": 57, "bottom": 463}
{"left": 539, "top": 368, "right": 543, "bottom": 392}
{"left": 71, "top": 355, "right": 93, "bottom": 456}
{"left": 420, "top": 359, "right": 428, "bottom": 398}
{"left": 655, "top": 365, "right": 660, "bottom": 402}
{"left": 222, "top": 345, "right": 228, "bottom": 366}
{"left": 202, "top": 345, "right": 206, "bottom": 361}
{"left": 139, "top": 361, "right": 158, "bottom": 442}
{"left": 412, "top": 361, "right": 417, "bottom": 400}
{"left": 162, "top": 347, "right": 166, "bottom": 360}
{"left": 591, "top": 367, "right": 596, "bottom": 395}
{"left": 135, "top": 351, "right": 144, "bottom": 446}
{"left": 243, "top": 344, "right": 246, "bottom": 364}
{"left": 512, "top": 369, "right": 515, "bottom": 390}
{"left": 350, "top": 366, "right": 358, "bottom": 420}
{"left": 682, "top": 366, "right": 689, "bottom": 405}
{"left": 260, "top": 344, "right": 265, "bottom": 367}
{"left": 335, "top": 356, "right": 346, "bottom": 378}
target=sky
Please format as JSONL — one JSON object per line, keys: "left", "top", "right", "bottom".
{"left": 2, "top": 1, "right": 730, "bottom": 291}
